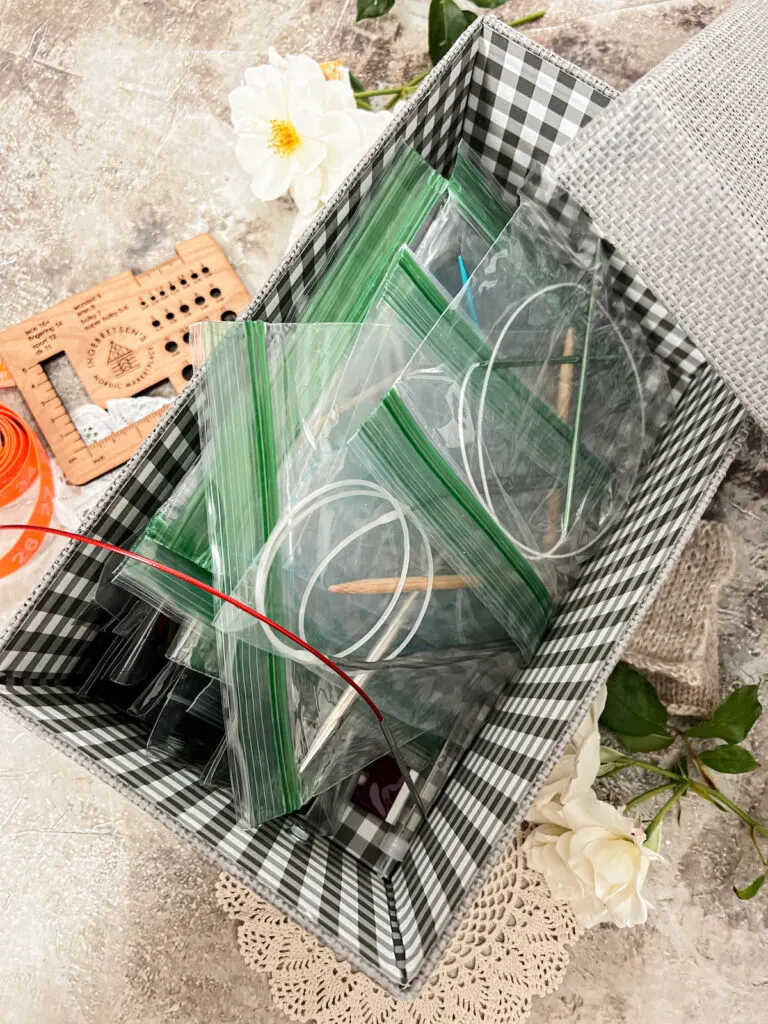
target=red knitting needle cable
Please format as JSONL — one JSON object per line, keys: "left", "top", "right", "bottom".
{"left": 0, "top": 522, "right": 382, "bottom": 722}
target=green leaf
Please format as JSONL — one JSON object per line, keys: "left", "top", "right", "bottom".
{"left": 600, "top": 665, "right": 669, "bottom": 738}
{"left": 734, "top": 873, "right": 765, "bottom": 900}
{"left": 469, "top": 0, "right": 507, "bottom": 7}
{"left": 428, "top": 0, "right": 471, "bottom": 65}
{"left": 685, "top": 685, "right": 762, "bottom": 744}
{"left": 348, "top": 72, "right": 373, "bottom": 109}
{"left": 356, "top": 0, "right": 395, "bottom": 21}
{"left": 644, "top": 821, "right": 663, "bottom": 853}
{"left": 700, "top": 744, "right": 760, "bottom": 774}
{"left": 597, "top": 746, "right": 632, "bottom": 776}
{"left": 600, "top": 746, "right": 629, "bottom": 765}
{"left": 615, "top": 732, "right": 674, "bottom": 753}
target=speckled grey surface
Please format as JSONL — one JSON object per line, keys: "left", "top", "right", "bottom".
{"left": 3, "top": 2, "right": 767, "bottom": 1022}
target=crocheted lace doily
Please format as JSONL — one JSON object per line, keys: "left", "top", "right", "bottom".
{"left": 215, "top": 835, "right": 582, "bottom": 1024}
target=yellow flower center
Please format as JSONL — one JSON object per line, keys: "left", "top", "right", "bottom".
{"left": 319, "top": 59, "right": 344, "bottom": 82}
{"left": 268, "top": 119, "right": 301, "bottom": 157}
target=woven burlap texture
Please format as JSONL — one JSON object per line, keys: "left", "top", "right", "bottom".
{"left": 624, "top": 520, "right": 734, "bottom": 716}
{"left": 549, "top": 0, "right": 768, "bottom": 433}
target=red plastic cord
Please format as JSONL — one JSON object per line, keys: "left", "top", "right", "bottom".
{"left": 0, "top": 523, "right": 383, "bottom": 722}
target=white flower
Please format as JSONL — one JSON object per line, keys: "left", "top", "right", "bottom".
{"left": 526, "top": 685, "right": 606, "bottom": 824}
{"left": 524, "top": 793, "right": 660, "bottom": 928}
{"left": 229, "top": 49, "right": 391, "bottom": 223}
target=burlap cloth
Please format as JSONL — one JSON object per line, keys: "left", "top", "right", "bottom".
{"left": 216, "top": 520, "right": 734, "bottom": 1022}
{"left": 624, "top": 519, "right": 734, "bottom": 716}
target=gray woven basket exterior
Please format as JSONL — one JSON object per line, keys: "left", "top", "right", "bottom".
{"left": 551, "top": 0, "right": 768, "bottom": 431}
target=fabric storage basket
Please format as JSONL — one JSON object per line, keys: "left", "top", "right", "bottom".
{"left": 0, "top": 4, "right": 760, "bottom": 995}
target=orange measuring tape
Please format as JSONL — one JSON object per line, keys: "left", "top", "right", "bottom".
{"left": 0, "top": 405, "right": 55, "bottom": 578}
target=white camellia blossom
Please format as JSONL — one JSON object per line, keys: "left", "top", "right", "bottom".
{"left": 524, "top": 793, "right": 660, "bottom": 928}
{"left": 229, "top": 49, "right": 392, "bottom": 244}
{"left": 526, "top": 685, "right": 607, "bottom": 823}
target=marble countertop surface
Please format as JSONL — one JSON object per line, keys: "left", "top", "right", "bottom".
{"left": 3, "top": 2, "right": 767, "bottom": 1022}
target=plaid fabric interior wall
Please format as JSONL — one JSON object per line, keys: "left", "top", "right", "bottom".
{"left": 0, "top": 18, "right": 746, "bottom": 995}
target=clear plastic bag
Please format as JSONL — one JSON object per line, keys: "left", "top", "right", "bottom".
{"left": 114, "top": 460, "right": 215, "bottom": 626}
{"left": 412, "top": 141, "right": 516, "bottom": 297}
{"left": 147, "top": 667, "right": 221, "bottom": 766}
{"left": 198, "top": 319, "right": 526, "bottom": 829}
{"left": 393, "top": 184, "right": 673, "bottom": 600}
{"left": 166, "top": 619, "right": 220, "bottom": 677}
{"left": 112, "top": 143, "right": 448, "bottom": 642}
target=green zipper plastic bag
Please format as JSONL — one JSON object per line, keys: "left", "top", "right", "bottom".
{"left": 113, "top": 142, "right": 449, "bottom": 632}
{"left": 115, "top": 140, "right": 514, "bottom": 679}
{"left": 394, "top": 187, "right": 673, "bottom": 595}
{"left": 198, "top": 320, "right": 474, "bottom": 825}
{"left": 412, "top": 140, "right": 516, "bottom": 297}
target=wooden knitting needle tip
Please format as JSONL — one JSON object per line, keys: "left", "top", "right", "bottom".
{"left": 328, "top": 574, "right": 474, "bottom": 595}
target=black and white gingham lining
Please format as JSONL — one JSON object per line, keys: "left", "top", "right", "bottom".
{"left": 0, "top": 19, "right": 747, "bottom": 994}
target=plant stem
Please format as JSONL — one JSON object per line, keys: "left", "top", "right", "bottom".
{"left": 626, "top": 759, "right": 682, "bottom": 781}
{"left": 509, "top": 10, "right": 546, "bottom": 29}
{"left": 624, "top": 782, "right": 676, "bottom": 812}
{"left": 354, "top": 85, "right": 405, "bottom": 99}
{"left": 750, "top": 826, "right": 768, "bottom": 868}
{"left": 405, "top": 69, "right": 428, "bottom": 89}
{"left": 645, "top": 782, "right": 688, "bottom": 842}
{"left": 354, "top": 69, "right": 429, "bottom": 103}
{"left": 690, "top": 780, "right": 768, "bottom": 839}
{"left": 682, "top": 734, "right": 718, "bottom": 790}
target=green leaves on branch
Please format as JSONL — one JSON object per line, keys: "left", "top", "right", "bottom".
{"left": 615, "top": 731, "right": 674, "bottom": 752}
{"left": 428, "top": 0, "right": 475, "bottom": 65}
{"left": 353, "top": 3, "right": 545, "bottom": 110}
{"left": 700, "top": 744, "right": 760, "bottom": 774}
{"left": 600, "top": 665, "right": 672, "bottom": 749}
{"left": 601, "top": 671, "right": 761, "bottom": 762}
{"left": 734, "top": 874, "right": 765, "bottom": 901}
{"left": 356, "top": 0, "right": 395, "bottom": 21}
{"left": 685, "top": 685, "right": 762, "bottom": 744}
{"left": 356, "top": 0, "right": 546, "bottom": 70}
{"left": 600, "top": 666, "right": 766, "bottom": 898}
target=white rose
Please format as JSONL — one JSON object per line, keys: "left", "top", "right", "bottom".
{"left": 526, "top": 685, "right": 606, "bottom": 824}
{"left": 229, "top": 48, "right": 392, "bottom": 226}
{"left": 524, "top": 793, "right": 660, "bottom": 928}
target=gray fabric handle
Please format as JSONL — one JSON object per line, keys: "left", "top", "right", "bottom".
{"left": 549, "top": 0, "right": 768, "bottom": 431}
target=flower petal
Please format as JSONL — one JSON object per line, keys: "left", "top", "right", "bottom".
{"left": 285, "top": 53, "right": 326, "bottom": 90}
{"left": 291, "top": 166, "right": 324, "bottom": 213}
{"left": 234, "top": 134, "right": 272, "bottom": 175}
{"left": 560, "top": 794, "right": 636, "bottom": 839}
{"left": 268, "top": 47, "right": 287, "bottom": 71}
{"left": 318, "top": 110, "right": 364, "bottom": 160}
{"left": 322, "top": 77, "right": 356, "bottom": 112}
{"left": 242, "top": 65, "right": 288, "bottom": 119}
{"left": 249, "top": 151, "right": 293, "bottom": 202}
{"left": 292, "top": 137, "right": 327, "bottom": 175}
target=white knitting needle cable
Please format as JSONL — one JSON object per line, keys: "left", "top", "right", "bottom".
{"left": 299, "top": 499, "right": 434, "bottom": 661}
{"left": 254, "top": 478, "right": 434, "bottom": 664}
{"left": 457, "top": 282, "right": 646, "bottom": 561}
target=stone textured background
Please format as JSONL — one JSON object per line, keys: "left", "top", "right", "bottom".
{"left": 3, "top": 2, "right": 767, "bottom": 1022}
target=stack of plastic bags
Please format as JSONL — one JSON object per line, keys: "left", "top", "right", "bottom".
{"left": 86, "top": 142, "right": 673, "bottom": 869}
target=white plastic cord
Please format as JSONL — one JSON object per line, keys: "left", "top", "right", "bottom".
{"left": 300, "top": 507, "right": 408, "bottom": 659}
{"left": 254, "top": 478, "right": 435, "bottom": 664}
{"left": 457, "top": 281, "right": 646, "bottom": 561}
